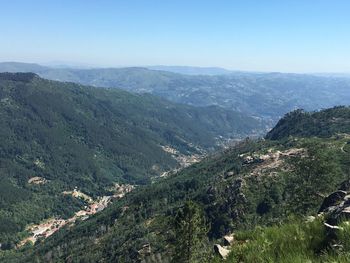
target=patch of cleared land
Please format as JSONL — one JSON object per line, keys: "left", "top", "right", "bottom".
{"left": 28, "top": 176, "right": 47, "bottom": 185}
{"left": 240, "top": 148, "right": 305, "bottom": 177}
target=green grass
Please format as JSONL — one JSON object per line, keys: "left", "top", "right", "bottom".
{"left": 211, "top": 218, "right": 350, "bottom": 263}
{"left": 227, "top": 218, "right": 325, "bottom": 263}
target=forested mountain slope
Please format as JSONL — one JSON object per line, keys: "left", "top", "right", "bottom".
{"left": 0, "top": 72, "right": 262, "bottom": 248}
{"left": 1, "top": 62, "right": 350, "bottom": 121}
{"left": 4, "top": 106, "right": 350, "bottom": 262}
{"left": 266, "top": 106, "right": 350, "bottom": 140}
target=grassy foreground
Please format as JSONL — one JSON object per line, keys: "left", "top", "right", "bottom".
{"left": 213, "top": 218, "right": 350, "bottom": 263}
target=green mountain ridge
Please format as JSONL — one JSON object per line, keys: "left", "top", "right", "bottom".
{"left": 3, "top": 106, "right": 349, "bottom": 262}
{"left": 0, "top": 72, "right": 262, "bottom": 248}
{"left": 266, "top": 106, "right": 350, "bottom": 140}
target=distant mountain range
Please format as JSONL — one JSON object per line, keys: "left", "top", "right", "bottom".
{"left": 146, "top": 65, "right": 236, "bottom": 75}
{"left": 1, "top": 62, "right": 349, "bottom": 123}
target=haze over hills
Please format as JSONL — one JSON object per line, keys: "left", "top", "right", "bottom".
{"left": 1, "top": 62, "right": 350, "bottom": 124}
{"left": 146, "top": 65, "right": 236, "bottom": 75}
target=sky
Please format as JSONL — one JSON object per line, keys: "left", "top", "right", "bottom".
{"left": 0, "top": 0, "right": 349, "bottom": 73}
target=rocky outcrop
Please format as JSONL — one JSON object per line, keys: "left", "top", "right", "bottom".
{"left": 321, "top": 190, "right": 350, "bottom": 226}
{"left": 224, "top": 171, "right": 235, "bottom": 178}
{"left": 317, "top": 182, "right": 350, "bottom": 246}
{"left": 318, "top": 190, "right": 347, "bottom": 214}
{"left": 214, "top": 244, "right": 230, "bottom": 259}
{"left": 223, "top": 234, "right": 235, "bottom": 246}
{"left": 213, "top": 233, "right": 235, "bottom": 259}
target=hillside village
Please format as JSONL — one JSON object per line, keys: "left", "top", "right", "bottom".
{"left": 19, "top": 183, "right": 134, "bottom": 247}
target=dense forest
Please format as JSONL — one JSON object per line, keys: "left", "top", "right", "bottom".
{"left": 0, "top": 72, "right": 263, "bottom": 248}
{"left": 2, "top": 106, "right": 349, "bottom": 262}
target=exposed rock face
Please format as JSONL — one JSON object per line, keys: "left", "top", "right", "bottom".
{"left": 326, "top": 202, "right": 350, "bottom": 226}
{"left": 213, "top": 233, "right": 235, "bottom": 259}
{"left": 214, "top": 244, "right": 230, "bottom": 259}
{"left": 318, "top": 182, "right": 350, "bottom": 245}
{"left": 321, "top": 190, "right": 350, "bottom": 226}
{"left": 224, "top": 171, "right": 235, "bottom": 178}
{"left": 223, "top": 234, "right": 235, "bottom": 246}
{"left": 318, "top": 190, "right": 347, "bottom": 214}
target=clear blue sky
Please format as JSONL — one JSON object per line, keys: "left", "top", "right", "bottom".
{"left": 1, "top": 0, "right": 349, "bottom": 72}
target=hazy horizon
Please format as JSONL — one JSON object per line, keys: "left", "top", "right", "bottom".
{"left": 1, "top": 1, "right": 350, "bottom": 73}
{"left": 2, "top": 60, "right": 350, "bottom": 75}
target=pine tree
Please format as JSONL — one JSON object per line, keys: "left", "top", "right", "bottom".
{"left": 172, "top": 201, "right": 209, "bottom": 263}
{"left": 287, "top": 142, "right": 343, "bottom": 213}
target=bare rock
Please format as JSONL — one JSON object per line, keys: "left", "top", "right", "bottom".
{"left": 225, "top": 171, "right": 235, "bottom": 178}
{"left": 223, "top": 234, "right": 235, "bottom": 246}
{"left": 214, "top": 244, "right": 230, "bottom": 259}
{"left": 324, "top": 222, "right": 342, "bottom": 231}
{"left": 318, "top": 190, "right": 347, "bottom": 213}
